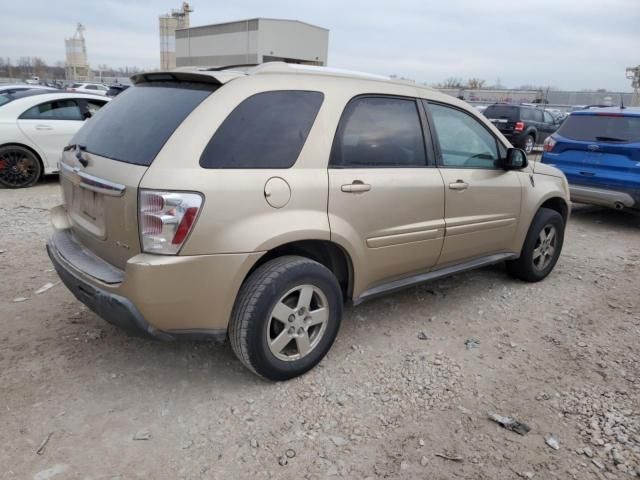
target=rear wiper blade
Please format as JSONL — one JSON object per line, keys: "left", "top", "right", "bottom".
{"left": 595, "top": 136, "right": 628, "bottom": 142}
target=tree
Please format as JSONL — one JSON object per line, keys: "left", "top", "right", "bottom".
{"left": 438, "top": 77, "right": 464, "bottom": 89}
{"left": 32, "top": 57, "right": 47, "bottom": 78}
{"left": 467, "top": 78, "right": 486, "bottom": 89}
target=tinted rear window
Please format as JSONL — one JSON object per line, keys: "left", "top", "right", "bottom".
{"left": 483, "top": 105, "right": 518, "bottom": 120}
{"left": 73, "top": 83, "right": 216, "bottom": 166}
{"left": 556, "top": 114, "right": 640, "bottom": 143}
{"left": 200, "top": 91, "right": 323, "bottom": 169}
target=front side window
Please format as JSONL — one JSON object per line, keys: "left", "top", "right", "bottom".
{"left": 20, "top": 100, "right": 83, "bottom": 121}
{"left": 200, "top": 91, "right": 324, "bottom": 169}
{"left": 428, "top": 103, "right": 500, "bottom": 168}
{"left": 331, "top": 96, "right": 427, "bottom": 168}
{"left": 85, "top": 85, "right": 97, "bottom": 90}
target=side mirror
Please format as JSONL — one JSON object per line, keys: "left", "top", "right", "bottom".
{"left": 83, "top": 111, "right": 92, "bottom": 120}
{"left": 503, "top": 148, "right": 528, "bottom": 170}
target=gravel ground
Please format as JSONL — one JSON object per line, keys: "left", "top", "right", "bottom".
{"left": 1, "top": 178, "right": 639, "bottom": 480}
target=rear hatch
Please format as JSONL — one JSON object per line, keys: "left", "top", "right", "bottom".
{"left": 483, "top": 105, "right": 519, "bottom": 136}
{"left": 544, "top": 112, "right": 640, "bottom": 190}
{"left": 59, "top": 74, "right": 221, "bottom": 269}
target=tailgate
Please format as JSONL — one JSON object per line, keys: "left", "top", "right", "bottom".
{"left": 59, "top": 149, "right": 147, "bottom": 270}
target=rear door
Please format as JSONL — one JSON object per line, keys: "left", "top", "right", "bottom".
{"left": 17, "top": 99, "right": 84, "bottom": 168}
{"left": 59, "top": 81, "right": 218, "bottom": 269}
{"left": 546, "top": 112, "right": 640, "bottom": 190}
{"left": 426, "top": 101, "right": 523, "bottom": 265}
{"left": 539, "top": 110, "right": 558, "bottom": 143}
{"left": 328, "top": 95, "right": 446, "bottom": 292}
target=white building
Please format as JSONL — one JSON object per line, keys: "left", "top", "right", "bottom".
{"left": 175, "top": 18, "right": 329, "bottom": 68}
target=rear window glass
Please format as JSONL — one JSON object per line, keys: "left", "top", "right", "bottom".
{"left": 72, "top": 83, "right": 216, "bottom": 166}
{"left": 483, "top": 105, "right": 518, "bottom": 120}
{"left": 199, "top": 91, "right": 324, "bottom": 169}
{"left": 556, "top": 114, "right": 640, "bottom": 143}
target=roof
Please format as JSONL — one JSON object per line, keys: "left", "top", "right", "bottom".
{"left": 137, "top": 62, "right": 431, "bottom": 91}
{"left": 176, "top": 17, "right": 329, "bottom": 33}
{"left": 572, "top": 107, "right": 640, "bottom": 117}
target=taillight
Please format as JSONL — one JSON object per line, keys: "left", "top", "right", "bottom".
{"left": 139, "top": 190, "right": 203, "bottom": 254}
{"left": 543, "top": 136, "right": 557, "bottom": 152}
{"left": 514, "top": 121, "right": 525, "bottom": 132}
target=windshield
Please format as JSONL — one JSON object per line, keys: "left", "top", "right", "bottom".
{"left": 72, "top": 82, "right": 217, "bottom": 166}
{"left": 556, "top": 114, "right": 640, "bottom": 143}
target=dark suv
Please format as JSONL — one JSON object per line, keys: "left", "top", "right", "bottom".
{"left": 483, "top": 104, "right": 560, "bottom": 154}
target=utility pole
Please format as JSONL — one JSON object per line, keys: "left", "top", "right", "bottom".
{"left": 626, "top": 65, "right": 640, "bottom": 107}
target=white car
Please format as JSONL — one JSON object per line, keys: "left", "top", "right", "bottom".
{"left": 67, "top": 83, "right": 109, "bottom": 96}
{"left": 0, "top": 84, "right": 58, "bottom": 95}
{"left": 0, "top": 91, "right": 109, "bottom": 187}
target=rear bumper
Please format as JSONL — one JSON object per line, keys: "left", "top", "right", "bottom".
{"left": 47, "top": 226, "right": 262, "bottom": 340}
{"left": 569, "top": 185, "right": 637, "bottom": 210}
{"left": 47, "top": 240, "right": 172, "bottom": 340}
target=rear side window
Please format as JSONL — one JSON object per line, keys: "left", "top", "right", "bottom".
{"left": 73, "top": 82, "right": 216, "bottom": 166}
{"left": 556, "top": 114, "right": 640, "bottom": 143}
{"left": 330, "top": 96, "right": 427, "bottom": 168}
{"left": 20, "top": 100, "right": 83, "bottom": 121}
{"left": 200, "top": 91, "right": 324, "bottom": 169}
{"left": 483, "top": 105, "right": 518, "bottom": 120}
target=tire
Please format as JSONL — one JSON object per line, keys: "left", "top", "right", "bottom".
{"left": 520, "top": 134, "right": 535, "bottom": 155}
{"left": 0, "top": 145, "right": 42, "bottom": 188}
{"left": 507, "top": 207, "right": 564, "bottom": 282}
{"left": 229, "top": 255, "right": 343, "bottom": 381}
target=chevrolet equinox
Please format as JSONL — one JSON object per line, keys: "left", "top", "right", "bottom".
{"left": 47, "top": 63, "right": 571, "bottom": 380}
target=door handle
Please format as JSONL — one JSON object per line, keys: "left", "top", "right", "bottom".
{"left": 448, "top": 180, "right": 469, "bottom": 190}
{"left": 341, "top": 181, "right": 371, "bottom": 193}
{"left": 35, "top": 125, "right": 53, "bottom": 130}
{"left": 579, "top": 171, "right": 595, "bottom": 177}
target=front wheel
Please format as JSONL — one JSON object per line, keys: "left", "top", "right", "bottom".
{"left": 229, "top": 256, "right": 343, "bottom": 381}
{"left": 507, "top": 207, "right": 564, "bottom": 282}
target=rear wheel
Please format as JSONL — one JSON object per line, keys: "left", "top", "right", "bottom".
{"left": 507, "top": 207, "right": 564, "bottom": 282}
{"left": 0, "top": 146, "right": 42, "bottom": 188}
{"left": 520, "top": 134, "right": 535, "bottom": 155}
{"left": 229, "top": 256, "right": 343, "bottom": 381}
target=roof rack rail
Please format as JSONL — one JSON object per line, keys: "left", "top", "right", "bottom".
{"left": 203, "top": 64, "right": 260, "bottom": 71}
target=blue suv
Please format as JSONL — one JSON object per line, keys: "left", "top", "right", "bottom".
{"left": 541, "top": 107, "right": 640, "bottom": 211}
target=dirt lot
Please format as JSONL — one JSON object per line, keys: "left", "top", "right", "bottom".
{"left": 1, "top": 178, "right": 639, "bottom": 480}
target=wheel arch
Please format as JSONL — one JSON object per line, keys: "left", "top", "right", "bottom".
{"left": 539, "top": 196, "right": 569, "bottom": 224}
{"left": 245, "top": 239, "right": 355, "bottom": 302}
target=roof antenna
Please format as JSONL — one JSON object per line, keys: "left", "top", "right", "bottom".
{"left": 620, "top": 93, "right": 626, "bottom": 110}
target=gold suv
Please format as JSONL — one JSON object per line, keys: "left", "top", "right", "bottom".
{"left": 47, "top": 63, "right": 570, "bottom": 380}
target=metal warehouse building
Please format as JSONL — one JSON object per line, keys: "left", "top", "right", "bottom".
{"left": 175, "top": 18, "right": 329, "bottom": 68}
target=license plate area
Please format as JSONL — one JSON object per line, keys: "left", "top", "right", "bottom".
{"left": 70, "top": 185, "right": 106, "bottom": 238}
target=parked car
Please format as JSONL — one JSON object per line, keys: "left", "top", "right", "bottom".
{"left": 474, "top": 104, "right": 488, "bottom": 114}
{"left": 483, "top": 104, "right": 561, "bottom": 154}
{"left": 67, "top": 83, "right": 109, "bottom": 96}
{"left": 47, "top": 64, "right": 570, "bottom": 380}
{"left": 0, "top": 92, "right": 109, "bottom": 187}
{"left": 0, "top": 84, "right": 58, "bottom": 95}
{"left": 106, "top": 84, "right": 129, "bottom": 97}
{"left": 541, "top": 107, "right": 640, "bottom": 211}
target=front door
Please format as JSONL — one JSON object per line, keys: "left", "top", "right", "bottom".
{"left": 426, "top": 102, "right": 523, "bottom": 265}
{"left": 17, "top": 99, "right": 85, "bottom": 168}
{"left": 328, "top": 96, "right": 446, "bottom": 296}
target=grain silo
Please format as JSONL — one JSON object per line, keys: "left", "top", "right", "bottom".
{"left": 159, "top": 2, "right": 193, "bottom": 70}
{"left": 65, "top": 23, "right": 91, "bottom": 82}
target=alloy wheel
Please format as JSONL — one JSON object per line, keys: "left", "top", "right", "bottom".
{"left": 532, "top": 224, "right": 557, "bottom": 271}
{"left": 0, "top": 149, "right": 39, "bottom": 187}
{"left": 267, "top": 285, "right": 329, "bottom": 362}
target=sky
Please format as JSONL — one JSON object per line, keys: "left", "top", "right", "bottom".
{"left": 1, "top": 0, "right": 638, "bottom": 91}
